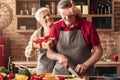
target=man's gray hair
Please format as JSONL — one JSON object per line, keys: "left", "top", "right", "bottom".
{"left": 35, "top": 7, "right": 50, "bottom": 22}
{"left": 57, "top": 0, "right": 72, "bottom": 13}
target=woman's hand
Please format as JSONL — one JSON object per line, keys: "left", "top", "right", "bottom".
{"left": 42, "top": 38, "right": 55, "bottom": 49}
{"left": 75, "top": 64, "right": 88, "bottom": 76}
{"left": 33, "top": 42, "right": 40, "bottom": 49}
{"left": 57, "top": 54, "right": 69, "bottom": 69}
{"left": 70, "top": 6, "right": 82, "bottom": 17}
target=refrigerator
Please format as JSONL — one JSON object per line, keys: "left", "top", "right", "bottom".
{"left": 0, "top": 37, "right": 4, "bottom": 66}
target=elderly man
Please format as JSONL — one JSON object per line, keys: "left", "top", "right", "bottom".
{"left": 46, "top": 0, "right": 103, "bottom": 76}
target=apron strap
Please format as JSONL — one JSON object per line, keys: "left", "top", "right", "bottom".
{"left": 41, "top": 27, "right": 44, "bottom": 37}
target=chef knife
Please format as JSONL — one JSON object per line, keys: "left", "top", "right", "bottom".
{"left": 68, "top": 67, "right": 81, "bottom": 78}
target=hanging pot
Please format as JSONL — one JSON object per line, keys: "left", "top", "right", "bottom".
{"left": 104, "top": 74, "right": 120, "bottom": 80}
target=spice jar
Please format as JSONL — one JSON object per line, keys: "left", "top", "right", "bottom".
{"left": 31, "top": 6, "right": 36, "bottom": 15}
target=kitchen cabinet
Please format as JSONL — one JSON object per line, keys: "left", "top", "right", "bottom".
{"left": 95, "top": 61, "right": 120, "bottom": 75}
{"left": 78, "top": 0, "right": 114, "bottom": 31}
{"left": 15, "top": 0, "right": 114, "bottom": 33}
{"left": 15, "top": 0, "right": 61, "bottom": 33}
{"left": 15, "top": 0, "right": 40, "bottom": 33}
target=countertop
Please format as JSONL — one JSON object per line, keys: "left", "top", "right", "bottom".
{"left": 12, "top": 61, "right": 120, "bottom": 68}
{"left": 12, "top": 61, "right": 119, "bottom": 80}
{"left": 12, "top": 61, "right": 120, "bottom": 73}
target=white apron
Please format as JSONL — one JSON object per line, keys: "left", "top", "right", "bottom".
{"left": 53, "top": 26, "right": 98, "bottom": 76}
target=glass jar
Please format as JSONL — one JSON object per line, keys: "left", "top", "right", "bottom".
{"left": 31, "top": 6, "right": 36, "bottom": 15}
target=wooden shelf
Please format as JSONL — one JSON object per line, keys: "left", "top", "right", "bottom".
{"left": 40, "top": 0, "right": 59, "bottom": 1}
{"left": 97, "top": 29, "right": 114, "bottom": 32}
{"left": 16, "top": 0, "right": 39, "bottom": 2}
{"left": 16, "top": 30, "right": 35, "bottom": 33}
{"left": 16, "top": 15, "right": 35, "bottom": 18}
{"left": 90, "top": 14, "right": 113, "bottom": 17}
{"left": 16, "top": 0, "right": 114, "bottom": 32}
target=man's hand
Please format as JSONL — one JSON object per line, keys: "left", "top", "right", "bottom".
{"left": 57, "top": 54, "right": 69, "bottom": 69}
{"left": 75, "top": 64, "right": 88, "bottom": 76}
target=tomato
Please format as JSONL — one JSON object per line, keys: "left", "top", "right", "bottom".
{"left": 56, "top": 76, "right": 65, "bottom": 80}
{"left": 0, "top": 73, "right": 4, "bottom": 80}
{"left": 34, "top": 76, "right": 43, "bottom": 80}
{"left": 38, "top": 74, "right": 45, "bottom": 79}
{"left": 7, "top": 73, "right": 15, "bottom": 79}
{"left": 30, "top": 75, "right": 35, "bottom": 80}
{"left": 30, "top": 75, "right": 43, "bottom": 80}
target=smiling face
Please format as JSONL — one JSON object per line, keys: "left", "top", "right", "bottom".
{"left": 39, "top": 10, "right": 53, "bottom": 27}
{"left": 59, "top": 8, "right": 76, "bottom": 27}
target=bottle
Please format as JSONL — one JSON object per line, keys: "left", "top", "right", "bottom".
{"left": 90, "top": 6, "right": 95, "bottom": 14}
{"left": 96, "top": 3, "right": 102, "bottom": 14}
{"left": 51, "top": 2, "right": 55, "bottom": 15}
{"left": 106, "top": 0, "right": 112, "bottom": 14}
{"left": 8, "top": 56, "right": 12, "bottom": 71}
{"left": 20, "top": 10, "right": 24, "bottom": 15}
{"left": 100, "top": 4, "right": 105, "bottom": 14}
{"left": 8, "top": 56, "right": 14, "bottom": 73}
{"left": 104, "top": 4, "right": 107, "bottom": 14}
{"left": 80, "top": 2, "right": 84, "bottom": 14}
{"left": 31, "top": 6, "right": 36, "bottom": 15}
{"left": 26, "top": 9, "right": 29, "bottom": 15}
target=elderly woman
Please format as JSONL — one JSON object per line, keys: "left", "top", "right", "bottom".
{"left": 24, "top": 7, "right": 56, "bottom": 74}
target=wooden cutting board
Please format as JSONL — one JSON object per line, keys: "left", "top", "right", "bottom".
{"left": 66, "top": 78, "right": 86, "bottom": 80}
{"left": 56, "top": 75, "right": 88, "bottom": 80}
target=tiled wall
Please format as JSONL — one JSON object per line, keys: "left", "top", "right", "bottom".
{"left": 1, "top": 0, "right": 120, "bottom": 62}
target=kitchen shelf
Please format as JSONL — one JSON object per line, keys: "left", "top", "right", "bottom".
{"left": 16, "top": 15, "right": 35, "bottom": 18}
{"left": 16, "top": 30, "right": 35, "bottom": 33}
{"left": 16, "top": 0, "right": 114, "bottom": 33}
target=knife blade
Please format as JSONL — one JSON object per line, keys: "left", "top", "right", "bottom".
{"left": 68, "top": 67, "right": 80, "bottom": 78}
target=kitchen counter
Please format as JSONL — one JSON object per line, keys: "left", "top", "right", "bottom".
{"left": 12, "top": 61, "right": 120, "bottom": 67}
{"left": 13, "top": 61, "right": 120, "bottom": 80}
{"left": 12, "top": 61, "right": 120, "bottom": 74}
{"left": 12, "top": 61, "right": 37, "bottom": 67}
{"left": 95, "top": 61, "right": 120, "bottom": 74}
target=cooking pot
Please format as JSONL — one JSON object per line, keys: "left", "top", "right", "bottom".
{"left": 104, "top": 74, "right": 120, "bottom": 80}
